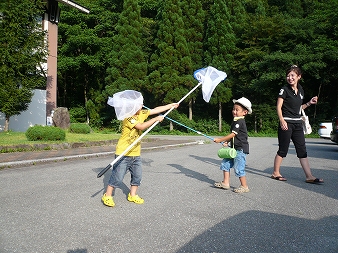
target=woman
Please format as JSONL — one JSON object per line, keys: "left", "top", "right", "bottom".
{"left": 271, "top": 65, "right": 324, "bottom": 184}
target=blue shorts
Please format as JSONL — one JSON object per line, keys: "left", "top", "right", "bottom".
{"left": 220, "top": 150, "right": 247, "bottom": 177}
{"left": 108, "top": 155, "right": 142, "bottom": 188}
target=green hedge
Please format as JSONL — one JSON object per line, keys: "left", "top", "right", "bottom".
{"left": 25, "top": 125, "right": 66, "bottom": 141}
{"left": 69, "top": 123, "right": 91, "bottom": 134}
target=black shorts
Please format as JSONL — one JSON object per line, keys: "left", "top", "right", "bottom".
{"left": 277, "top": 122, "right": 307, "bottom": 158}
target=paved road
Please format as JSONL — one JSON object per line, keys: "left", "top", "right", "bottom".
{"left": 0, "top": 137, "right": 337, "bottom": 253}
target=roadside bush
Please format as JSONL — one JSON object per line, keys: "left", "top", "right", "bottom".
{"left": 69, "top": 106, "right": 87, "bottom": 123}
{"left": 69, "top": 123, "right": 91, "bottom": 134}
{"left": 25, "top": 125, "right": 66, "bottom": 141}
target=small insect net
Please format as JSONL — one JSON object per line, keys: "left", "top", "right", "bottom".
{"left": 107, "top": 90, "right": 143, "bottom": 120}
{"left": 193, "top": 66, "right": 227, "bottom": 102}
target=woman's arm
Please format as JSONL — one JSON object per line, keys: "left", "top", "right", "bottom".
{"left": 302, "top": 96, "right": 318, "bottom": 110}
{"left": 277, "top": 97, "right": 288, "bottom": 131}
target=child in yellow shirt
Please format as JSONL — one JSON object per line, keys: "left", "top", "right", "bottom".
{"left": 102, "top": 95, "right": 178, "bottom": 207}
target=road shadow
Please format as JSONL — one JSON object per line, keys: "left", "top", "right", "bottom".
{"left": 187, "top": 153, "right": 338, "bottom": 200}
{"left": 176, "top": 210, "right": 338, "bottom": 253}
{"left": 167, "top": 163, "right": 215, "bottom": 186}
{"left": 253, "top": 165, "right": 338, "bottom": 200}
{"left": 189, "top": 154, "right": 220, "bottom": 167}
{"left": 167, "top": 154, "right": 221, "bottom": 185}
{"left": 67, "top": 249, "right": 87, "bottom": 253}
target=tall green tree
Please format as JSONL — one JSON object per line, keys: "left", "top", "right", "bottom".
{"left": 290, "top": 0, "right": 338, "bottom": 119}
{"left": 57, "top": 0, "right": 118, "bottom": 126}
{"left": 231, "top": 1, "right": 284, "bottom": 132}
{"left": 203, "top": 0, "right": 235, "bottom": 131}
{"left": 180, "top": 0, "right": 205, "bottom": 120}
{"left": 0, "top": 0, "right": 47, "bottom": 131}
{"left": 105, "top": 0, "right": 148, "bottom": 97}
{"left": 148, "top": 0, "right": 193, "bottom": 111}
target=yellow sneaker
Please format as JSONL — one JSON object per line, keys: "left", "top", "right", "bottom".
{"left": 101, "top": 193, "right": 115, "bottom": 207}
{"left": 127, "top": 193, "right": 144, "bottom": 204}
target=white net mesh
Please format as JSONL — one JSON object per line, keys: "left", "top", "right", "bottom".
{"left": 193, "top": 66, "right": 227, "bottom": 102}
{"left": 107, "top": 90, "right": 144, "bottom": 120}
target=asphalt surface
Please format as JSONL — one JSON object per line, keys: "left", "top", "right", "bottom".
{"left": 0, "top": 136, "right": 337, "bottom": 253}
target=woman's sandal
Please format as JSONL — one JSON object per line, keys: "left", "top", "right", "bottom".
{"left": 102, "top": 193, "right": 115, "bottom": 207}
{"left": 271, "top": 175, "right": 287, "bottom": 181}
{"left": 214, "top": 182, "right": 230, "bottom": 190}
{"left": 128, "top": 193, "right": 144, "bottom": 204}
{"left": 305, "top": 178, "right": 324, "bottom": 184}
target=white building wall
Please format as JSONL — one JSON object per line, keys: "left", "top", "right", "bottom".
{"left": 0, "top": 89, "right": 47, "bottom": 132}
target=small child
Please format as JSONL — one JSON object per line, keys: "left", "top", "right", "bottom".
{"left": 102, "top": 91, "right": 178, "bottom": 207}
{"left": 213, "top": 97, "right": 252, "bottom": 193}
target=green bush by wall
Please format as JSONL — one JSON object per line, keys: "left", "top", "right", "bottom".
{"left": 69, "top": 123, "right": 91, "bottom": 134}
{"left": 25, "top": 125, "right": 66, "bottom": 141}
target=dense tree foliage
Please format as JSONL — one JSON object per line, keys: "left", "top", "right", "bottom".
{"left": 57, "top": 0, "right": 118, "bottom": 127}
{"left": 54, "top": 0, "right": 338, "bottom": 132}
{"left": 0, "top": 0, "right": 47, "bottom": 131}
{"left": 102, "top": 0, "right": 148, "bottom": 129}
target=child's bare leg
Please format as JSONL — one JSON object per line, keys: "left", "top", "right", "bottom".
{"left": 222, "top": 171, "right": 230, "bottom": 186}
{"left": 105, "top": 185, "right": 114, "bottom": 196}
{"left": 129, "top": 185, "right": 138, "bottom": 196}
{"left": 128, "top": 185, "right": 144, "bottom": 204}
{"left": 239, "top": 176, "right": 248, "bottom": 188}
{"left": 234, "top": 176, "right": 249, "bottom": 193}
{"left": 102, "top": 185, "right": 115, "bottom": 207}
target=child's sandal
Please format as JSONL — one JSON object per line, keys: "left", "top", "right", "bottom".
{"left": 102, "top": 193, "right": 115, "bottom": 207}
{"left": 128, "top": 193, "right": 144, "bottom": 204}
{"left": 234, "top": 186, "right": 250, "bottom": 193}
{"left": 214, "top": 182, "right": 230, "bottom": 190}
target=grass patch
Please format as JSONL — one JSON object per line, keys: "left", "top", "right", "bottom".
{"left": 0, "top": 131, "right": 120, "bottom": 147}
{"left": 0, "top": 129, "right": 319, "bottom": 147}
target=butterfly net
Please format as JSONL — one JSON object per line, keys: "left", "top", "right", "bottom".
{"left": 193, "top": 66, "right": 227, "bottom": 102}
{"left": 107, "top": 90, "right": 143, "bottom": 120}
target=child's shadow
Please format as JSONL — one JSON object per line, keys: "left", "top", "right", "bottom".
{"left": 189, "top": 154, "right": 221, "bottom": 167}
{"left": 166, "top": 154, "right": 221, "bottom": 185}
{"left": 91, "top": 167, "right": 130, "bottom": 198}
{"left": 167, "top": 156, "right": 217, "bottom": 185}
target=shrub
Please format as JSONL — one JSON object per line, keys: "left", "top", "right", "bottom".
{"left": 69, "top": 106, "right": 87, "bottom": 123}
{"left": 25, "top": 125, "right": 66, "bottom": 141}
{"left": 69, "top": 123, "right": 91, "bottom": 134}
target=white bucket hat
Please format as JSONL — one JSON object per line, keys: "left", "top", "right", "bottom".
{"left": 233, "top": 97, "right": 252, "bottom": 114}
{"left": 107, "top": 90, "right": 144, "bottom": 120}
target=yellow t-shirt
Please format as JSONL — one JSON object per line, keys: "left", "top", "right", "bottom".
{"left": 115, "top": 109, "right": 150, "bottom": 156}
